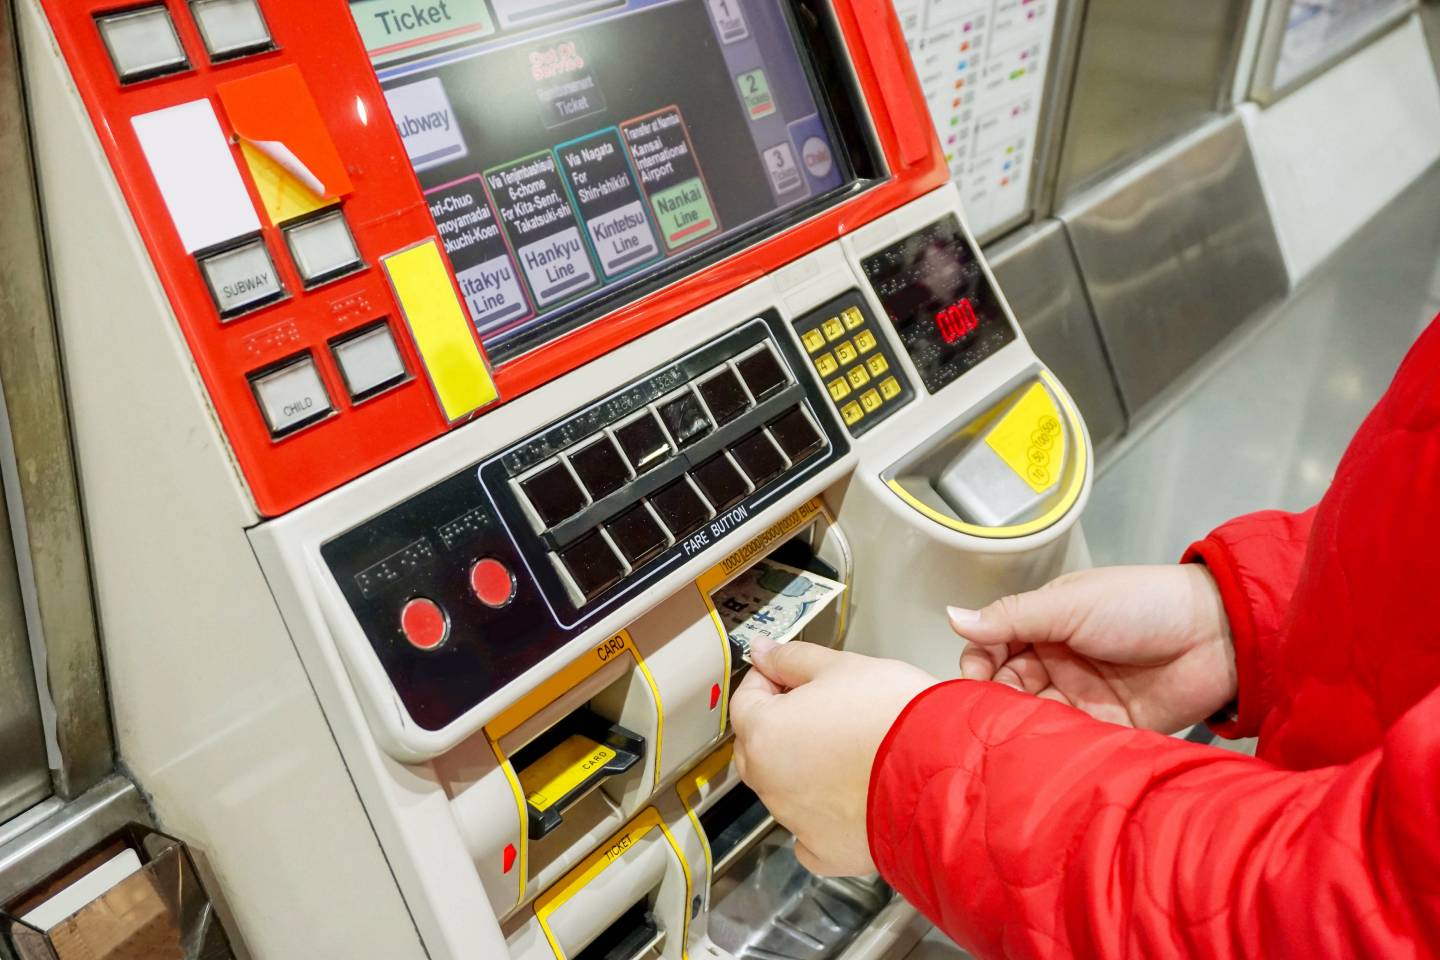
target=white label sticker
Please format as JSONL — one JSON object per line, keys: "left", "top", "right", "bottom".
{"left": 384, "top": 77, "right": 468, "bottom": 172}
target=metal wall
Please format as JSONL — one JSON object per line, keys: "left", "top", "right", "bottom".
{"left": 0, "top": 480, "right": 47, "bottom": 826}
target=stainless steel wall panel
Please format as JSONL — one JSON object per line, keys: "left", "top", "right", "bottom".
{"left": 1053, "top": 0, "right": 1250, "bottom": 202}
{"left": 1059, "top": 116, "right": 1288, "bottom": 415}
{"left": 0, "top": 471, "right": 47, "bottom": 825}
{"left": 988, "top": 219, "right": 1127, "bottom": 451}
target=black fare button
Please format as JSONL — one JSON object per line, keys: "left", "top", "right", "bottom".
{"left": 690, "top": 454, "right": 750, "bottom": 512}
{"left": 649, "top": 478, "right": 713, "bottom": 537}
{"left": 736, "top": 347, "right": 788, "bottom": 401}
{"left": 616, "top": 413, "right": 672, "bottom": 475}
{"left": 697, "top": 368, "right": 750, "bottom": 426}
{"left": 606, "top": 505, "right": 668, "bottom": 567}
{"left": 658, "top": 391, "right": 712, "bottom": 448}
{"left": 768, "top": 407, "right": 824, "bottom": 464}
{"left": 730, "top": 430, "right": 786, "bottom": 486}
{"left": 559, "top": 531, "right": 625, "bottom": 602}
{"left": 570, "top": 436, "right": 630, "bottom": 500}
{"left": 522, "top": 462, "right": 587, "bottom": 528}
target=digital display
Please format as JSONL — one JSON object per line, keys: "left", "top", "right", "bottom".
{"left": 861, "top": 214, "right": 1015, "bottom": 393}
{"left": 358, "top": 0, "right": 866, "bottom": 362}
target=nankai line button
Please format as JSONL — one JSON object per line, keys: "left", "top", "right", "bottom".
{"left": 698, "top": 368, "right": 750, "bottom": 425}
{"left": 560, "top": 531, "right": 625, "bottom": 601}
{"left": 616, "top": 413, "right": 672, "bottom": 474}
{"left": 606, "top": 505, "right": 668, "bottom": 566}
{"left": 650, "top": 478, "right": 712, "bottom": 537}
{"left": 199, "top": 237, "right": 284, "bottom": 319}
{"left": 768, "top": 407, "right": 823, "bottom": 462}
{"left": 730, "top": 430, "right": 786, "bottom": 486}
{"left": 96, "top": 6, "right": 190, "bottom": 83}
{"left": 521, "top": 462, "right": 587, "bottom": 527}
{"left": 400, "top": 597, "right": 448, "bottom": 651}
{"left": 691, "top": 453, "right": 750, "bottom": 511}
{"left": 736, "top": 347, "right": 788, "bottom": 401}
{"left": 570, "top": 436, "right": 630, "bottom": 500}
{"left": 658, "top": 391, "right": 712, "bottom": 448}
{"left": 250, "top": 354, "right": 332, "bottom": 437}
{"left": 470, "top": 558, "right": 516, "bottom": 608}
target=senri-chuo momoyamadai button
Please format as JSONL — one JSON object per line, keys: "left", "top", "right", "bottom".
{"left": 199, "top": 237, "right": 284, "bottom": 319}
{"left": 96, "top": 5, "right": 190, "bottom": 83}
{"left": 249, "top": 354, "right": 333, "bottom": 437}
{"left": 190, "top": 0, "right": 274, "bottom": 61}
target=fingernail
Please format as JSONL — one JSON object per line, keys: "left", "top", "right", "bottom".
{"left": 947, "top": 606, "right": 981, "bottom": 626}
{"left": 748, "top": 636, "right": 776, "bottom": 662}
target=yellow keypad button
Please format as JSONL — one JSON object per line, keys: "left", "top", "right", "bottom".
{"left": 854, "top": 329, "right": 877, "bottom": 354}
{"left": 801, "top": 328, "right": 826, "bottom": 353}
{"left": 866, "top": 353, "right": 889, "bottom": 377}
{"left": 860, "top": 388, "right": 883, "bottom": 413}
{"left": 842, "top": 306, "right": 865, "bottom": 330}
{"left": 827, "top": 377, "right": 851, "bottom": 401}
{"left": 815, "top": 352, "right": 839, "bottom": 377}
{"left": 840, "top": 401, "right": 864, "bottom": 425}
{"left": 879, "top": 376, "right": 902, "bottom": 400}
{"left": 822, "top": 317, "right": 845, "bottom": 341}
{"left": 846, "top": 365, "right": 870, "bottom": 389}
{"left": 834, "top": 340, "right": 858, "bottom": 364}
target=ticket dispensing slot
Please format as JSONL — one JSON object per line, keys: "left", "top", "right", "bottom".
{"left": 883, "top": 374, "right": 1087, "bottom": 536}
{"left": 513, "top": 709, "right": 645, "bottom": 841}
{"left": 699, "top": 782, "right": 774, "bottom": 879}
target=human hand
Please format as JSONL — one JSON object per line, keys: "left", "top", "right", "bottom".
{"left": 951, "top": 564, "right": 1234, "bottom": 733}
{"left": 729, "top": 639, "right": 936, "bottom": 877}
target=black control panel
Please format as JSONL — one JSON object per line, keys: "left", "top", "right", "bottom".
{"left": 791, "top": 290, "right": 914, "bottom": 436}
{"left": 860, "top": 214, "right": 1015, "bottom": 393}
{"left": 321, "top": 314, "right": 848, "bottom": 731}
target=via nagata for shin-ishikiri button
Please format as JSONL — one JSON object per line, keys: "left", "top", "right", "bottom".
{"left": 250, "top": 355, "right": 332, "bottom": 436}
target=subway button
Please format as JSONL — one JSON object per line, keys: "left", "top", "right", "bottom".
{"left": 250, "top": 354, "right": 332, "bottom": 437}
{"left": 840, "top": 401, "right": 864, "bottom": 426}
{"left": 400, "top": 597, "right": 449, "bottom": 651}
{"left": 801, "top": 328, "right": 825, "bottom": 353}
{"left": 826, "top": 377, "right": 851, "bottom": 401}
{"left": 815, "top": 352, "right": 838, "bottom": 377}
{"left": 860, "top": 388, "right": 883, "bottom": 414}
{"left": 879, "top": 376, "right": 903, "bottom": 400}
{"left": 866, "top": 353, "right": 889, "bottom": 377}
{"left": 842, "top": 305, "right": 865, "bottom": 329}
{"left": 846, "top": 365, "right": 870, "bottom": 389}
{"left": 199, "top": 237, "right": 284, "bottom": 319}
{"left": 855, "top": 329, "right": 877, "bottom": 354}
{"left": 821, "top": 317, "right": 844, "bottom": 341}
{"left": 834, "top": 340, "right": 857, "bottom": 364}
{"left": 470, "top": 558, "right": 516, "bottom": 608}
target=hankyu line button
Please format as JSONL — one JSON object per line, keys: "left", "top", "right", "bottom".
{"left": 866, "top": 354, "right": 889, "bottom": 377}
{"left": 860, "top": 388, "right": 883, "bottom": 414}
{"left": 96, "top": 5, "right": 189, "bottom": 83}
{"left": 815, "top": 352, "right": 838, "bottom": 377}
{"left": 469, "top": 558, "right": 516, "bottom": 608}
{"left": 834, "top": 340, "right": 858, "bottom": 365}
{"left": 801, "top": 328, "right": 826, "bottom": 353}
{"left": 854, "top": 330, "right": 878, "bottom": 354}
{"left": 400, "top": 597, "right": 449, "bottom": 651}
{"left": 846, "top": 365, "right": 870, "bottom": 389}
{"left": 842, "top": 305, "right": 865, "bottom": 329}
{"left": 821, "top": 317, "right": 845, "bottom": 341}
{"left": 840, "top": 401, "right": 864, "bottom": 426}
{"left": 826, "top": 377, "right": 851, "bottom": 402}
{"left": 879, "top": 376, "right": 903, "bottom": 401}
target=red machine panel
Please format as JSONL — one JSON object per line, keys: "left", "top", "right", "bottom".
{"left": 37, "top": 0, "right": 946, "bottom": 516}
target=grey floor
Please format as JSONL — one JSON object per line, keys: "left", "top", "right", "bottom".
{"left": 1083, "top": 160, "right": 1440, "bottom": 566}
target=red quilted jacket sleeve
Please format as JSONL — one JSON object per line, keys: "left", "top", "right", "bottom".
{"left": 1182, "top": 507, "right": 1317, "bottom": 739}
{"left": 868, "top": 678, "right": 1440, "bottom": 958}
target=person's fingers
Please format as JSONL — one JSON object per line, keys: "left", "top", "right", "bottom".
{"left": 993, "top": 649, "right": 1051, "bottom": 694}
{"left": 793, "top": 839, "right": 840, "bottom": 877}
{"left": 1036, "top": 686, "right": 1073, "bottom": 707}
{"left": 959, "top": 640, "right": 1027, "bottom": 680}
{"left": 751, "top": 640, "right": 841, "bottom": 690}
{"left": 947, "top": 581, "right": 1087, "bottom": 650}
{"left": 728, "top": 666, "right": 780, "bottom": 734}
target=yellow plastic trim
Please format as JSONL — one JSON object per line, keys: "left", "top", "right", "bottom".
{"left": 533, "top": 806, "right": 693, "bottom": 959}
{"left": 485, "top": 630, "right": 666, "bottom": 909}
{"left": 885, "top": 372, "right": 1087, "bottom": 539}
{"left": 674, "top": 740, "right": 736, "bottom": 887}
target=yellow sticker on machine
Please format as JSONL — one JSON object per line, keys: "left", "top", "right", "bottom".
{"left": 984, "top": 382, "right": 1065, "bottom": 494}
{"left": 520, "top": 735, "right": 616, "bottom": 812}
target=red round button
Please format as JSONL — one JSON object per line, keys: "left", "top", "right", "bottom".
{"left": 470, "top": 558, "right": 516, "bottom": 609}
{"left": 400, "top": 598, "right": 449, "bottom": 651}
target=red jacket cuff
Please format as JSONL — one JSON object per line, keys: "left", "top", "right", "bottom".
{"left": 1183, "top": 536, "right": 1264, "bottom": 739}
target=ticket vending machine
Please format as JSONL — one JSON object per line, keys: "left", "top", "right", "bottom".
{"left": 15, "top": 0, "right": 1090, "bottom": 957}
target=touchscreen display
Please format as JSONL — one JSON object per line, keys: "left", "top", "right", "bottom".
{"left": 355, "top": 0, "right": 863, "bottom": 361}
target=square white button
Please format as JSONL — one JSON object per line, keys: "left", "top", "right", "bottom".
{"left": 97, "top": 5, "right": 189, "bottom": 82}
{"left": 199, "top": 238, "right": 284, "bottom": 318}
{"left": 190, "top": 0, "right": 273, "bottom": 60}
{"left": 284, "top": 210, "right": 362, "bottom": 286}
{"left": 332, "top": 324, "right": 408, "bottom": 400}
{"left": 251, "top": 355, "right": 332, "bottom": 436}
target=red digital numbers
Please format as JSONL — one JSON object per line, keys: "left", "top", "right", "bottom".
{"left": 934, "top": 299, "right": 979, "bottom": 345}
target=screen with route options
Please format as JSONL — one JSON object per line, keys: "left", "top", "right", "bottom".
{"left": 353, "top": 0, "right": 867, "bottom": 361}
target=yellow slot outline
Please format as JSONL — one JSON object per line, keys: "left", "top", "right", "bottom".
{"left": 533, "top": 806, "right": 693, "bottom": 960}
{"left": 674, "top": 741, "right": 736, "bottom": 888}
{"left": 485, "top": 629, "right": 666, "bottom": 910}
{"left": 885, "top": 372, "right": 1088, "bottom": 539}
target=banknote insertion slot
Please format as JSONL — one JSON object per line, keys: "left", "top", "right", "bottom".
{"left": 512, "top": 706, "right": 644, "bottom": 840}
{"left": 699, "top": 781, "right": 774, "bottom": 879}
